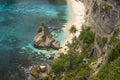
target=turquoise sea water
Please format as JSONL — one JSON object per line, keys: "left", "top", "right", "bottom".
{"left": 0, "top": 0, "right": 69, "bottom": 79}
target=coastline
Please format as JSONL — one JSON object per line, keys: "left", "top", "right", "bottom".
{"left": 59, "top": 0, "right": 85, "bottom": 54}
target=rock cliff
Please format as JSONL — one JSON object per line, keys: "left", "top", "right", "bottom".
{"left": 80, "top": 0, "right": 120, "bottom": 57}
{"left": 34, "top": 23, "right": 60, "bottom": 50}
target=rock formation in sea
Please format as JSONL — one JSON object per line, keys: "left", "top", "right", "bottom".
{"left": 34, "top": 23, "right": 60, "bottom": 50}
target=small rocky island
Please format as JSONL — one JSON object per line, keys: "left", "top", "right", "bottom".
{"left": 34, "top": 23, "right": 60, "bottom": 50}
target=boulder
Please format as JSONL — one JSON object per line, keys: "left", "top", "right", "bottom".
{"left": 34, "top": 23, "right": 60, "bottom": 50}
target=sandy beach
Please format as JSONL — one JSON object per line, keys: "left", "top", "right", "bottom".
{"left": 59, "top": 0, "right": 85, "bottom": 54}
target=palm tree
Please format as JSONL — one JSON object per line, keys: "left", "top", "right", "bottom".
{"left": 69, "top": 25, "right": 77, "bottom": 35}
{"left": 68, "top": 25, "right": 77, "bottom": 69}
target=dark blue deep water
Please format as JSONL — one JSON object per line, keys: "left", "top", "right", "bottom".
{"left": 0, "top": 0, "right": 68, "bottom": 79}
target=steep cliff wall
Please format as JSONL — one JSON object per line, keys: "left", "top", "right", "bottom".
{"left": 49, "top": 0, "right": 120, "bottom": 79}
{"left": 81, "top": 0, "right": 120, "bottom": 57}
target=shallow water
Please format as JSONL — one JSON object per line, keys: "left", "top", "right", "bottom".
{"left": 0, "top": 0, "right": 69, "bottom": 79}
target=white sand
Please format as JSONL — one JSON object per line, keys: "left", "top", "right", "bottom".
{"left": 59, "top": 0, "right": 85, "bottom": 54}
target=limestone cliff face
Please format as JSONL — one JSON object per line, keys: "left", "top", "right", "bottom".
{"left": 81, "top": 0, "right": 120, "bottom": 57}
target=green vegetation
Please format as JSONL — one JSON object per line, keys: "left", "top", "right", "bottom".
{"left": 113, "top": 24, "right": 120, "bottom": 36}
{"left": 78, "top": 26, "right": 95, "bottom": 57}
{"left": 103, "top": 3, "right": 112, "bottom": 15}
{"left": 109, "top": 36, "right": 119, "bottom": 46}
{"left": 92, "top": 1, "right": 98, "bottom": 14}
{"left": 101, "top": 37, "right": 107, "bottom": 47}
{"left": 51, "top": 26, "right": 95, "bottom": 80}
{"left": 104, "top": 3, "right": 111, "bottom": 10}
{"left": 79, "top": 26, "right": 95, "bottom": 45}
{"left": 97, "top": 37, "right": 107, "bottom": 48}
{"left": 51, "top": 50, "right": 91, "bottom": 80}
{"left": 51, "top": 24, "right": 120, "bottom": 80}
{"left": 108, "top": 43, "right": 120, "bottom": 63}
{"left": 51, "top": 54, "right": 68, "bottom": 74}
{"left": 90, "top": 57, "right": 120, "bottom": 80}
{"left": 108, "top": 35, "right": 120, "bottom": 63}
{"left": 69, "top": 25, "right": 77, "bottom": 35}
{"left": 90, "top": 25, "right": 120, "bottom": 80}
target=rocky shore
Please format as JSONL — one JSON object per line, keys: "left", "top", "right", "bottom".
{"left": 34, "top": 23, "right": 60, "bottom": 50}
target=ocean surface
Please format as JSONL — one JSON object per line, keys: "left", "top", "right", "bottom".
{"left": 0, "top": 0, "right": 69, "bottom": 79}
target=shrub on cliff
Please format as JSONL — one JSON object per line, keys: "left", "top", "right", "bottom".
{"left": 90, "top": 57, "right": 120, "bottom": 80}
{"left": 78, "top": 26, "right": 95, "bottom": 57}
{"left": 51, "top": 51, "right": 91, "bottom": 80}
{"left": 92, "top": 1, "right": 98, "bottom": 14}
{"left": 51, "top": 54, "right": 68, "bottom": 74}
{"left": 79, "top": 26, "right": 95, "bottom": 45}
{"left": 90, "top": 26, "right": 120, "bottom": 80}
{"left": 108, "top": 36, "right": 120, "bottom": 63}
{"left": 96, "top": 36, "right": 107, "bottom": 49}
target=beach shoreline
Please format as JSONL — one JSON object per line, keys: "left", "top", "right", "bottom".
{"left": 59, "top": 0, "right": 85, "bottom": 54}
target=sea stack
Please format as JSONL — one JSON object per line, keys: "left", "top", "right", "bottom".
{"left": 34, "top": 23, "right": 60, "bottom": 50}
